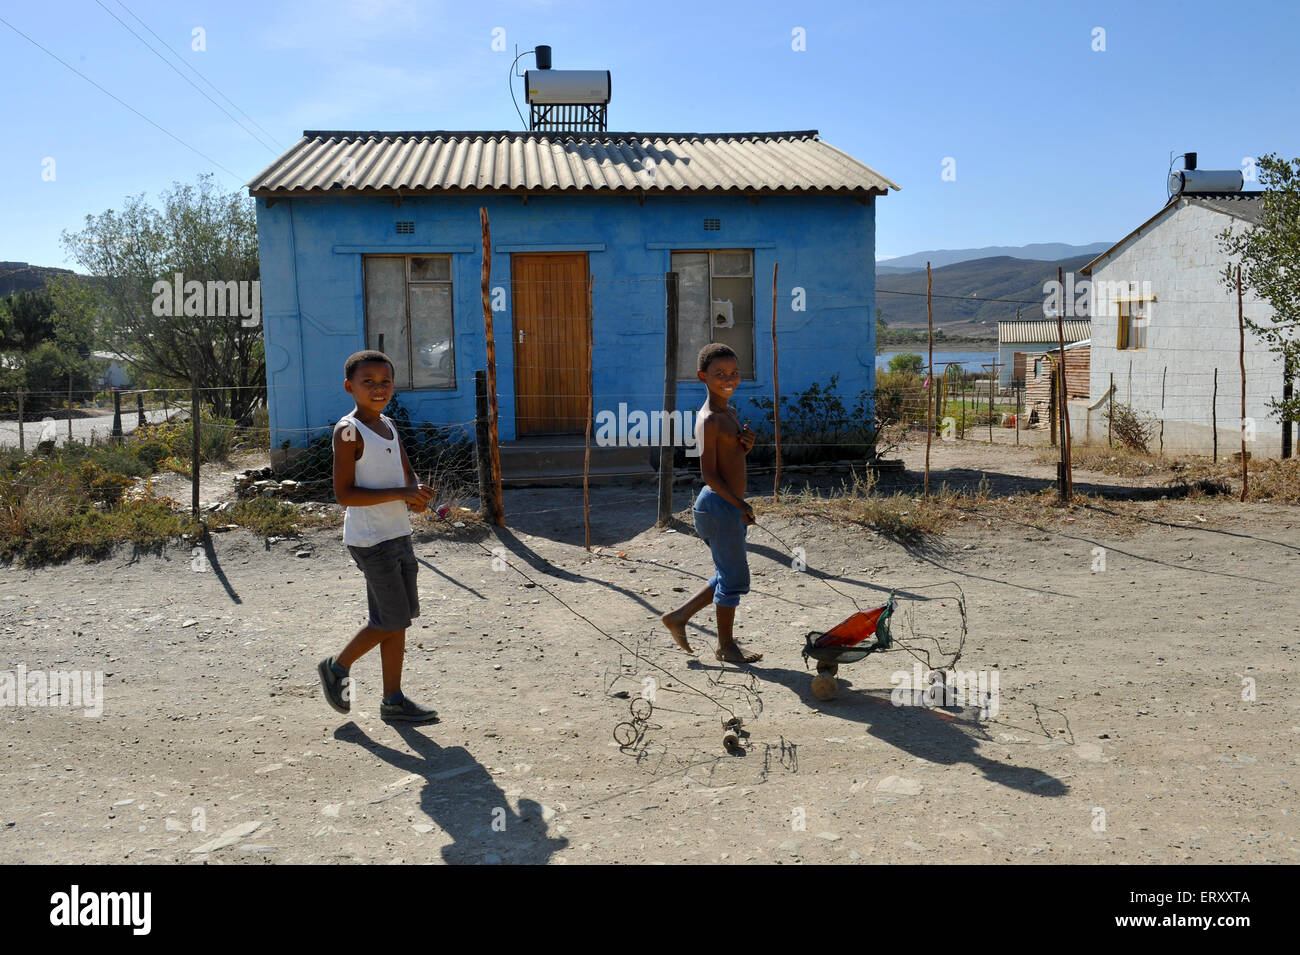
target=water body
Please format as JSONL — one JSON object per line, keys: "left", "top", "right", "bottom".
{"left": 876, "top": 349, "right": 997, "bottom": 373}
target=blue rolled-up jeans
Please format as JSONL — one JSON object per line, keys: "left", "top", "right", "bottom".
{"left": 692, "top": 486, "right": 750, "bottom": 608}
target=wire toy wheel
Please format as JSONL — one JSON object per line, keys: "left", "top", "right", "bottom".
{"left": 613, "top": 697, "right": 655, "bottom": 749}
{"left": 613, "top": 722, "right": 641, "bottom": 747}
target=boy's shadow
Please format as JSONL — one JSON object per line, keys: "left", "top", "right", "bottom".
{"left": 753, "top": 664, "right": 1070, "bottom": 796}
{"left": 333, "top": 722, "right": 569, "bottom": 864}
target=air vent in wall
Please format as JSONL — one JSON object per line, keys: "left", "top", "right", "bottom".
{"left": 395, "top": 221, "right": 414, "bottom": 234}
{"left": 703, "top": 218, "right": 721, "bottom": 231}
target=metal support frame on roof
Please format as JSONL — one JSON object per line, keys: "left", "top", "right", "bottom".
{"left": 530, "top": 103, "right": 607, "bottom": 132}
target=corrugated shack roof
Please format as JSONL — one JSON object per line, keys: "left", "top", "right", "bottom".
{"left": 998, "top": 319, "right": 1091, "bottom": 344}
{"left": 246, "top": 129, "right": 899, "bottom": 198}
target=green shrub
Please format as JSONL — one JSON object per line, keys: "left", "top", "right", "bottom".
{"left": 742, "top": 375, "right": 877, "bottom": 466}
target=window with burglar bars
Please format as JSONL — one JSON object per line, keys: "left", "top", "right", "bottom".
{"left": 362, "top": 255, "right": 455, "bottom": 390}
{"left": 671, "top": 250, "right": 755, "bottom": 381}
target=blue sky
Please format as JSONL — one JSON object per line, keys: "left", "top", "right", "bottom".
{"left": 3, "top": 0, "right": 1297, "bottom": 270}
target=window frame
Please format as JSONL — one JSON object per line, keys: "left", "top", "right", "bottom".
{"left": 361, "top": 253, "right": 456, "bottom": 391}
{"left": 1116, "top": 295, "right": 1155, "bottom": 351}
{"left": 671, "top": 248, "right": 756, "bottom": 382}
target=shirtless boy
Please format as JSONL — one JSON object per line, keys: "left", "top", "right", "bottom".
{"left": 661, "top": 343, "right": 762, "bottom": 663}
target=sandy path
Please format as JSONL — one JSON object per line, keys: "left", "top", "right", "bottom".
{"left": 1, "top": 440, "right": 1296, "bottom": 864}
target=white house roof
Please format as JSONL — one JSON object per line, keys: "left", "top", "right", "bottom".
{"left": 1080, "top": 192, "right": 1262, "bottom": 276}
{"left": 998, "top": 319, "right": 1090, "bottom": 344}
{"left": 246, "top": 130, "right": 899, "bottom": 198}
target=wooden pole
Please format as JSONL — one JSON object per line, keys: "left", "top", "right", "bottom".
{"left": 474, "top": 371, "right": 496, "bottom": 523}
{"left": 1108, "top": 371, "right": 1114, "bottom": 449}
{"left": 1212, "top": 368, "right": 1218, "bottom": 463}
{"left": 1158, "top": 366, "right": 1167, "bottom": 458}
{"left": 1283, "top": 357, "right": 1294, "bottom": 460}
{"left": 137, "top": 392, "right": 146, "bottom": 428}
{"left": 16, "top": 388, "right": 23, "bottom": 453}
{"left": 987, "top": 363, "right": 995, "bottom": 443}
{"left": 584, "top": 273, "right": 594, "bottom": 549}
{"left": 1056, "top": 266, "right": 1072, "bottom": 500}
{"left": 1049, "top": 361, "right": 1057, "bottom": 448}
{"left": 111, "top": 390, "right": 123, "bottom": 443}
{"left": 1238, "top": 266, "right": 1247, "bottom": 501}
{"left": 960, "top": 373, "right": 966, "bottom": 439}
{"left": 67, "top": 375, "right": 73, "bottom": 444}
{"left": 771, "top": 262, "right": 782, "bottom": 500}
{"left": 924, "top": 262, "right": 933, "bottom": 498}
{"left": 480, "top": 207, "right": 504, "bottom": 525}
{"left": 190, "top": 351, "right": 200, "bottom": 517}
{"left": 657, "top": 272, "right": 679, "bottom": 527}
{"left": 1014, "top": 380, "right": 1019, "bottom": 445}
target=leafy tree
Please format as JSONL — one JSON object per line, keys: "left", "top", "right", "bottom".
{"left": 888, "top": 352, "right": 924, "bottom": 374}
{"left": 0, "top": 287, "right": 96, "bottom": 411}
{"left": 1218, "top": 153, "right": 1300, "bottom": 425}
{"left": 0, "top": 289, "right": 57, "bottom": 351}
{"left": 60, "top": 174, "right": 264, "bottom": 423}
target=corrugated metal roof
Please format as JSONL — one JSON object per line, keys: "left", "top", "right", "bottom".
{"left": 998, "top": 320, "right": 1090, "bottom": 344}
{"left": 246, "top": 130, "right": 899, "bottom": 197}
{"left": 1185, "top": 192, "right": 1263, "bottom": 224}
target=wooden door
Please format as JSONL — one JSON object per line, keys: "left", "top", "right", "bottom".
{"left": 511, "top": 252, "right": 589, "bottom": 435}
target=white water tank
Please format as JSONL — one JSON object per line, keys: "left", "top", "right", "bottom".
{"left": 525, "top": 70, "right": 611, "bottom": 105}
{"left": 1168, "top": 168, "right": 1244, "bottom": 195}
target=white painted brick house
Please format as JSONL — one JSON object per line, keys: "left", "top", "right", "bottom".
{"left": 1079, "top": 192, "right": 1294, "bottom": 458}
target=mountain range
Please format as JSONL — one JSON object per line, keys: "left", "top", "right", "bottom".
{"left": 875, "top": 253, "right": 1099, "bottom": 337}
{"left": 877, "top": 241, "right": 1110, "bottom": 273}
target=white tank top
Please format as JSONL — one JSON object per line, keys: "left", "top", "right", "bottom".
{"left": 337, "top": 412, "right": 412, "bottom": 547}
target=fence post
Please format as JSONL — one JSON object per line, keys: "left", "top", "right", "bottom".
{"left": 924, "top": 262, "right": 933, "bottom": 498}
{"left": 1212, "top": 367, "right": 1218, "bottom": 463}
{"left": 474, "top": 371, "right": 497, "bottom": 524}
{"left": 1108, "top": 372, "right": 1114, "bottom": 449}
{"left": 771, "top": 262, "right": 782, "bottom": 501}
{"left": 479, "top": 206, "right": 504, "bottom": 526}
{"left": 137, "top": 392, "right": 146, "bottom": 428}
{"left": 68, "top": 375, "right": 73, "bottom": 444}
{"left": 960, "top": 374, "right": 966, "bottom": 439}
{"left": 191, "top": 356, "right": 200, "bottom": 517}
{"left": 988, "top": 364, "right": 995, "bottom": 443}
{"left": 1056, "top": 266, "right": 1073, "bottom": 500}
{"left": 1014, "top": 380, "right": 1020, "bottom": 446}
{"left": 16, "top": 388, "right": 24, "bottom": 453}
{"left": 1159, "top": 366, "right": 1166, "bottom": 458}
{"left": 112, "top": 390, "right": 123, "bottom": 443}
{"left": 584, "top": 274, "right": 594, "bottom": 550}
{"left": 658, "top": 271, "right": 679, "bottom": 527}
{"left": 1237, "top": 266, "right": 1247, "bottom": 501}
{"left": 1283, "top": 357, "right": 1294, "bottom": 460}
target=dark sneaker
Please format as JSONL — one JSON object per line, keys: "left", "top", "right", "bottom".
{"left": 380, "top": 694, "right": 439, "bottom": 723}
{"left": 317, "top": 657, "right": 351, "bottom": 714}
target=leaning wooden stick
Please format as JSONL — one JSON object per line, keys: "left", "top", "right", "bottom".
{"left": 584, "top": 273, "right": 594, "bottom": 551}
{"left": 480, "top": 207, "right": 505, "bottom": 525}
{"left": 771, "top": 261, "right": 781, "bottom": 501}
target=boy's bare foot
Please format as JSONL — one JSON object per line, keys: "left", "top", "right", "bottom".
{"left": 715, "top": 643, "right": 763, "bottom": 664}
{"left": 661, "top": 611, "right": 695, "bottom": 654}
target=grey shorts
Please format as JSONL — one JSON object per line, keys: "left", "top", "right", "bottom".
{"left": 347, "top": 534, "right": 419, "bottom": 632}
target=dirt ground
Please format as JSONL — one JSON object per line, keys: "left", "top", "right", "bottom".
{"left": 2, "top": 432, "right": 1297, "bottom": 864}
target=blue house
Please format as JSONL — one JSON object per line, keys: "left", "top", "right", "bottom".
{"left": 247, "top": 129, "right": 896, "bottom": 467}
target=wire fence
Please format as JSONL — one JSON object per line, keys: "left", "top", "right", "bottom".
{"left": 3, "top": 259, "right": 1294, "bottom": 525}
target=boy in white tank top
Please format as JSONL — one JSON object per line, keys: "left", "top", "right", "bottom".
{"left": 317, "top": 350, "right": 439, "bottom": 722}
